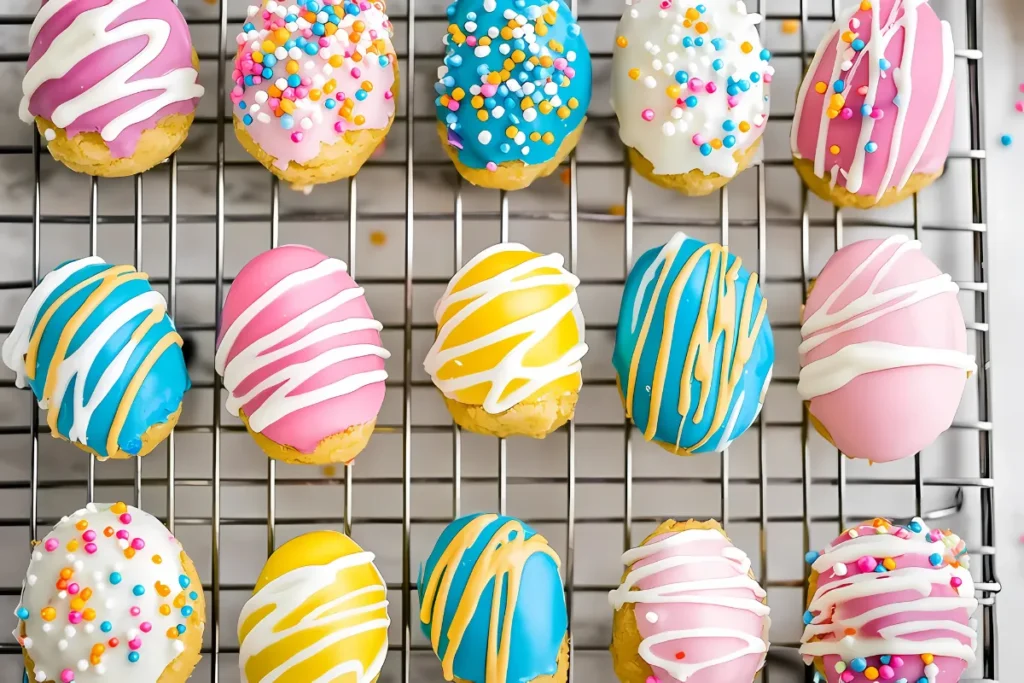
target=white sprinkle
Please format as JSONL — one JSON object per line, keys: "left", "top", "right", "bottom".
{"left": 289, "top": 46, "right": 303, "bottom": 60}
{"left": 301, "top": 118, "right": 313, "bottom": 130}
{"left": 499, "top": 43, "right": 511, "bottom": 55}
{"left": 478, "top": 131, "right": 492, "bottom": 144}
{"left": 567, "top": 50, "right": 576, "bottom": 62}
{"left": 503, "top": 8, "right": 515, "bottom": 18}
{"left": 671, "top": 107, "right": 683, "bottom": 119}
{"left": 27, "top": 575, "right": 37, "bottom": 586}
{"left": 645, "top": 611, "right": 658, "bottom": 623}
{"left": 42, "top": 623, "right": 52, "bottom": 633}
{"left": 22, "top": 638, "right": 33, "bottom": 648}
{"left": 492, "top": 106, "right": 505, "bottom": 118}
{"left": 643, "top": 76, "right": 657, "bottom": 89}
{"left": 833, "top": 562, "right": 848, "bottom": 577}
{"left": 44, "top": 129, "right": 55, "bottom": 142}
{"left": 255, "top": 90, "right": 269, "bottom": 103}
{"left": 35, "top": 671, "right": 46, "bottom": 682}
{"left": 512, "top": 27, "right": 524, "bottom": 39}
{"left": 249, "top": 104, "right": 261, "bottom": 114}
{"left": 550, "top": 95, "right": 561, "bottom": 107}
{"left": 31, "top": 551, "right": 42, "bottom": 562}
{"left": 274, "top": 46, "right": 288, "bottom": 60}
{"left": 174, "top": 640, "right": 186, "bottom": 653}
{"left": 515, "top": 13, "right": 527, "bottom": 24}
{"left": 474, "top": 45, "right": 491, "bottom": 58}
{"left": 276, "top": 78, "right": 289, "bottom": 90}
{"left": 58, "top": 591, "right": 68, "bottom": 600}
{"left": 84, "top": 623, "right": 94, "bottom": 634}
{"left": 652, "top": 59, "right": 663, "bottom": 71}
{"left": 514, "top": 131, "right": 526, "bottom": 145}
{"left": 506, "top": 79, "right": 520, "bottom": 92}
{"left": 523, "top": 108, "right": 537, "bottom": 122}
{"left": 258, "top": 113, "right": 271, "bottom": 124}
{"left": 77, "top": 660, "right": 88, "bottom": 672}
{"left": 521, "top": 146, "right": 529, "bottom": 154}
{"left": 469, "top": 85, "right": 482, "bottom": 95}
{"left": 488, "top": 27, "right": 499, "bottom": 38}
{"left": 464, "top": 21, "right": 477, "bottom": 32}
{"left": 849, "top": 529, "right": 859, "bottom": 538}
{"left": 247, "top": 4, "right": 260, "bottom": 16}
{"left": 483, "top": 0, "right": 496, "bottom": 10}
{"left": 544, "top": 82, "right": 558, "bottom": 95}
{"left": 663, "top": 62, "right": 675, "bottom": 75}
{"left": 630, "top": 7, "right": 639, "bottom": 17}
{"left": 58, "top": 640, "right": 68, "bottom": 651}
{"left": 662, "top": 122, "right": 676, "bottom": 136}
{"left": 841, "top": 60, "right": 853, "bottom": 72}
{"left": 667, "top": 33, "right": 680, "bottom": 45}
{"left": 64, "top": 625, "right": 76, "bottom": 638}
{"left": 95, "top": 664, "right": 106, "bottom": 675}
{"left": 522, "top": 82, "right": 536, "bottom": 95}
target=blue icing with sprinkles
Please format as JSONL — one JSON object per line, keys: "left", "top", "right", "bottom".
{"left": 613, "top": 233, "right": 774, "bottom": 455}
{"left": 436, "top": 0, "right": 592, "bottom": 169}
{"left": 12, "top": 258, "right": 189, "bottom": 458}
{"left": 418, "top": 513, "right": 567, "bottom": 683}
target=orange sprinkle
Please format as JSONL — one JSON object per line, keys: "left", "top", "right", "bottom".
{"left": 556, "top": 106, "right": 570, "bottom": 119}
{"left": 160, "top": 605, "right": 172, "bottom": 616}
{"left": 782, "top": 19, "right": 800, "bottom": 34}
{"left": 369, "top": 230, "right": 388, "bottom": 247}
{"left": 451, "top": 87, "right": 465, "bottom": 101}
{"left": 60, "top": 568, "right": 74, "bottom": 580}
{"left": 309, "top": 89, "right": 322, "bottom": 101}
{"left": 830, "top": 145, "right": 840, "bottom": 155}
{"left": 684, "top": 7, "right": 699, "bottom": 20}
{"left": 152, "top": 555, "right": 163, "bottom": 565}
{"left": 711, "top": 138, "right": 723, "bottom": 150}
{"left": 156, "top": 582, "right": 172, "bottom": 597}
{"left": 922, "top": 654, "right": 934, "bottom": 665}
{"left": 616, "top": 36, "right": 628, "bottom": 48}
{"left": 608, "top": 204, "right": 626, "bottom": 217}
{"left": 695, "top": 21, "right": 709, "bottom": 34}
{"left": 842, "top": 30, "right": 856, "bottom": 43}
{"left": 814, "top": 81, "right": 827, "bottom": 94}
{"left": 83, "top": 608, "right": 96, "bottom": 621}
{"left": 166, "top": 627, "right": 179, "bottom": 638}
{"left": 354, "top": 115, "right": 366, "bottom": 126}
{"left": 628, "top": 68, "right": 641, "bottom": 80}
{"left": 71, "top": 598, "right": 85, "bottom": 612}
{"left": 511, "top": 49, "right": 526, "bottom": 63}
{"left": 844, "top": 627, "right": 857, "bottom": 636}
{"left": 739, "top": 121, "right": 751, "bottom": 132}
{"left": 76, "top": 520, "right": 89, "bottom": 531}
{"left": 41, "top": 607, "right": 56, "bottom": 622}
{"left": 267, "top": 85, "right": 282, "bottom": 98}
{"left": 353, "top": 20, "right": 365, "bottom": 32}
{"left": 826, "top": 108, "right": 840, "bottom": 119}
{"left": 539, "top": 101, "right": 553, "bottom": 115}
{"left": 560, "top": 168, "right": 571, "bottom": 185}
{"left": 740, "top": 41, "right": 753, "bottom": 53}
{"left": 123, "top": 547, "right": 135, "bottom": 559}
{"left": 860, "top": 0, "right": 872, "bottom": 9}
{"left": 274, "top": 28, "right": 290, "bottom": 44}
{"left": 80, "top": 588, "right": 93, "bottom": 601}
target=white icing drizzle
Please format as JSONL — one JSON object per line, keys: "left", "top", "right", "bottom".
{"left": 20, "top": 0, "right": 204, "bottom": 141}
{"left": 237, "top": 551, "right": 389, "bottom": 683}
{"left": 214, "top": 257, "right": 390, "bottom": 433}
{"left": 424, "top": 243, "right": 588, "bottom": 414}
{"left": 609, "top": 528, "right": 769, "bottom": 682}
{"left": 797, "top": 235, "right": 975, "bottom": 400}
{"left": 800, "top": 518, "right": 978, "bottom": 665}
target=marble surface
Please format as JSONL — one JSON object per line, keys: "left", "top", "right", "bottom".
{"left": 0, "top": 0, "right": 1010, "bottom": 681}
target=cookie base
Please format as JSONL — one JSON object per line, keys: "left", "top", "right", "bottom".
{"left": 629, "top": 138, "right": 760, "bottom": 197}
{"left": 23, "top": 547, "right": 206, "bottom": 683}
{"left": 437, "top": 119, "right": 586, "bottom": 191}
{"left": 443, "top": 391, "right": 578, "bottom": 439}
{"left": 234, "top": 62, "right": 400, "bottom": 190}
{"left": 239, "top": 409, "right": 377, "bottom": 465}
{"left": 793, "top": 156, "right": 943, "bottom": 209}
{"left": 454, "top": 635, "right": 570, "bottom": 683}
{"left": 610, "top": 519, "right": 768, "bottom": 683}
{"left": 69, "top": 404, "right": 183, "bottom": 461}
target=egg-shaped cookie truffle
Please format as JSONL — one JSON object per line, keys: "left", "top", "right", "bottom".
{"left": 609, "top": 519, "right": 770, "bottom": 683}
{"left": 801, "top": 518, "right": 977, "bottom": 683}
{"left": 21, "top": 0, "right": 204, "bottom": 178}
{"left": 1, "top": 257, "right": 190, "bottom": 460}
{"left": 238, "top": 531, "right": 389, "bottom": 682}
{"left": 424, "top": 243, "right": 588, "bottom": 438}
{"left": 611, "top": 0, "right": 771, "bottom": 196}
{"left": 613, "top": 232, "right": 773, "bottom": 455}
{"left": 435, "top": 0, "right": 592, "bottom": 191}
{"left": 791, "top": 0, "right": 954, "bottom": 208}
{"left": 232, "top": 0, "right": 398, "bottom": 190}
{"left": 15, "top": 502, "right": 206, "bottom": 683}
{"left": 215, "top": 245, "right": 389, "bottom": 465}
{"left": 797, "top": 236, "right": 975, "bottom": 463}
{"left": 418, "top": 513, "right": 569, "bottom": 683}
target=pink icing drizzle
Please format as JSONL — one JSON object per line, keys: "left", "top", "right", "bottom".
{"left": 23, "top": 0, "right": 203, "bottom": 159}
{"left": 215, "top": 245, "right": 387, "bottom": 453}
{"left": 798, "top": 237, "right": 970, "bottom": 463}
{"left": 791, "top": 0, "right": 954, "bottom": 198}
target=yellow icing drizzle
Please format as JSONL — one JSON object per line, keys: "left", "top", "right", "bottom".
{"left": 238, "top": 531, "right": 389, "bottom": 683}
{"left": 627, "top": 241, "right": 766, "bottom": 453}
{"left": 418, "top": 514, "right": 560, "bottom": 683}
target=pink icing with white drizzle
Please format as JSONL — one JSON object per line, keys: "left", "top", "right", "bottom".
{"left": 21, "top": 0, "right": 204, "bottom": 159}
{"left": 230, "top": 0, "right": 396, "bottom": 171}
{"left": 791, "top": 0, "right": 954, "bottom": 200}
{"left": 609, "top": 527, "right": 769, "bottom": 683}
{"left": 215, "top": 245, "right": 389, "bottom": 453}
{"left": 797, "top": 236, "right": 975, "bottom": 463}
{"left": 801, "top": 519, "right": 977, "bottom": 683}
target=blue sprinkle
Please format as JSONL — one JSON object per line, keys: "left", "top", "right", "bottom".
{"left": 880, "top": 656, "right": 891, "bottom": 665}
{"left": 675, "top": 70, "right": 689, "bottom": 84}
{"left": 244, "top": 75, "right": 254, "bottom": 87}
{"left": 243, "top": 22, "right": 256, "bottom": 32}
{"left": 723, "top": 135, "right": 736, "bottom": 148}
{"left": 861, "top": 104, "right": 872, "bottom": 116}
{"left": 312, "top": 22, "right": 325, "bottom": 35}
{"left": 722, "top": 120, "right": 736, "bottom": 132}
{"left": 181, "top": 606, "right": 194, "bottom": 618}
{"left": 304, "top": 43, "right": 318, "bottom": 55}
{"left": 466, "top": 11, "right": 477, "bottom": 19}
{"left": 727, "top": 85, "right": 740, "bottom": 97}
{"left": 434, "top": 82, "right": 446, "bottom": 95}
{"left": 738, "top": 79, "right": 750, "bottom": 92}
{"left": 281, "top": 114, "right": 295, "bottom": 130}
{"left": 484, "top": 97, "right": 497, "bottom": 109}
{"left": 699, "top": 143, "right": 712, "bottom": 156}
{"left": 685, "top": 96, "right": 698, "bottom": 107}
{"left": 712, "top": 59, "right": 724, "bottom": 71}
{"left": 262, "top": 55, "right": 277, "bottom": 68}
{"left": 306, "top": 1, "right": 321, "bottom": 11}
{"left": 509, "top": 114, "right": 521, "bottom": 125}
{"left": 851, "top": 658, "right": 867, "bottom": 673}
{"left": 284, "top": 14, "right": 296, "bottom": 22}
{"left": 513, "top": 38, "right": 525, "bottom": 51}
{"left": 879, "top": 58, "right": 891, "bottom": 70}
{"left": 802, "top": 610, "right": 813, "bottom": 625}
{"left": 345, "top": 1, "right": 360, "bottom": 14}
{"left": 1001, "top": 134, "right": 1013, "bottom": 147}
{"left": 189, "top": 591, "right": 198, "bottom": 601}
{"left": 109, "top": 572, "right": 122, "bottom": 585}
{"left": 929, "top": 553, "right": 943, "bottom": 566}
{"left": 379, "top": 56, "right": 390, "bottom": 67}
{"left": 893, "top": 94, "right": 902, "bottom": 106}
{"left": 133, "top": 585, "right": 145, "bottom": 597}
{"left": 446, "top": 3, "right": 456, "bottom": 16}
{"left": 261, "top": 67, "right": 273, "bottom": 79}
{"left": 16, "top": 607, "right": 29, "bottom": 620}
{"left": 874, "top": 564, "right": 886, "bottom": 573}
{"left": 243, "top": 114, "right": 253, "bottom": 125}
{"left": 328, "top": 12, "right": 341, "bottom": 24}
{"left": 760, "top": 48, "right": 771, "bottom": 61}
{"left": 696, "top": 4, "right": 706, "bottom": 12}
{"left": 750, "top": 72, "right": 761, "bottom": 83}
{"left": 476, "top": 64, "right": 489, "bottom": 76}
{"left": 284, "top": 39, "right": 296, "bottom": 50}
{"left": 852, "top": 38, "right": 866, "bottom": 51}
{"left": 504, "top": 96, "right": 517, "bottom": 109}
{"left": 296, "top": 37, "right": 307, "bottom": 47}
{"left": 445, "top": 112, "right": 457, "bottom": 125}
{"left": 287, "top": 74, "right": 301, "bottom": 88}
{"left": 177, "top": 624, "right": 187, "bottom": 635}
{"left": 128, "top": 651, "right": 140, "bottom": 663}
{"left": 918, "top": 679, "right": 929, "bottom": 683}
{"left": 442, "top": 75, "right": 455, "bottom": 87}
{"left": 694, "top": 37, "right": 704, "bottom": 47}
{"left": 804, "top": 550, "right": 820, "bottom": 564}
{"left": 711, "top": 38, "right": 725, "bottom": 51}
{"left": 865, "top": 141, "right": 878, "bottom": 153}
{"left": 325, "top": 98, "right": 336, "bottom": 109}
{"left": 682, "top": 37, "right": 693, "bottom": 48}
{"left": 101, "top": 621, "right": 113, "bottom": 632}
{"left": 909, "top": 520, "right": 923, "bottom": 532}
{"left": 500, "top": 143, "right": 511, "bottom": 153}
{"left": 833, "top": 79, "right": 845, "bottom": 93}
{"left": 448, "top": 54, "right": 463, "bottom": 67}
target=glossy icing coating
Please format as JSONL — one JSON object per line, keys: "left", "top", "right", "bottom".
{"left": 801, "top": 518, "right": 977, "bottom": 683}
{"left": 231, "top": 0, "right": 397, "bottom": 171}
{"left": 16, "top": 503, "right": 205, "bottom": 683}
{"left": 798, "top": 236, "right": 974, "bottom": 463}
{"left": 21, "top": 0, "right": 204, "bottom": 159}
{"left": 215, "top": 245, "right": 388, "bottom": 454}
{"left": 435, "top": 0, "right": 592, "bottom": 171}
{"left": 1, "top": 257, "right": 189, "bottom": 459}
{"left": 611, "top": 0, "right": 772, "bottom": 177}
{"left": 424, "top": 243, "right": 587, "bottom": 414}
{"left": 610, "top": 522, "right": 769, "bottom": 683}
{"left": 418, "top": 513, "right": 567, "bottom": 683}
{"left": 791, "top": 0, "right": 954, "bottom": 199}
{"left": 613, "top": 233, "right": 773, "bottom": 455}
{"left": 238, "top": 531, "right": 389, "bottom": 683}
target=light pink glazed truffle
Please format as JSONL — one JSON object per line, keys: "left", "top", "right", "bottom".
{"left": 797, "top": 236, "right": 974, "bottom": 463}
{"left": 215, "top": 245, "right": 388, "bottom": 462}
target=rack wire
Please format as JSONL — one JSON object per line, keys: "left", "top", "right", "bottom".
{"left": 0, "top": 0, "right": 999, "bottom": 682}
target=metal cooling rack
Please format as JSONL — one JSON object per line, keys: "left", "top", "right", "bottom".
{"left": 0, "top": 0, "right": 999, "bottom": 682}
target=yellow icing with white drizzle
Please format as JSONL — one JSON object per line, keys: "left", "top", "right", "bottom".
{"left": 237, "top": 531, "right": 389, "bottom": 683}
{"left": 424, "top": 243, "right": 587, "bottom": 414}
{"left": 418, "top": 514, "right": 561, "bottom": 683}
{"left": 625, "top": 239, "right": 766, "bottom": 453}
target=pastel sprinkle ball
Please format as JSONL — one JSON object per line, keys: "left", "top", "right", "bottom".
{"left": 1001, "top": 134, "right": 1012, "bottom": 147}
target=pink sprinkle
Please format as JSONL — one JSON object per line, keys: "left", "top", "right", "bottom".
{"left": 384, "top": 91, "right": 394, "bottom": 100}
{"left": 116, "top": 530, "right": 129, "bottom": 540}
{"left": 283, "top": 87, "right": 296, "bottom": 99}
{"left": 68, "top": 611, "right": 82, "bottom": 625}
{"left": 447, "top": 100, "right": 460, "bottom": 111}
{"left": 61, "top": 670, "right": 75, "bottom": 683}
{"left": 82, "top": 530, "right": 97, "bottom": 542}
{"left": 564, "top": 67, "right": 576, "bottom": 78}
{"left": 336, "top": 92, "right": 346, "bottom": 101}
{"left": 890, "top": 656, "right": 904, "bottom": 667}
{"left": 645, "top": 677, "right": 661, "bottom": 683}
{"left": 68, "top": 583, "right": 80, "bottom": 595}
{"left": 659, "top": 0, "right": 670, "bottom": 7}
{"left": 268, "top": 98, "right": 281, "bottom": 110}
{"left": 351, "top": 67, "right": 362, "bottom": 78}
{"left": 140, "top": 622, "right": 152, "bottom": 633}
{"left": 641, "top": 108, "right": 655, "bottom": 121}
{"left": 45, "top": 538, "right": 59, "bottom": 552}
{"left": 691, "top": 134, "right": 705, "bottom": 146}
{"left": 119, "top": 513, "right": 132, "bottom": 525}
{"left": 878, "top": 665, "right": 894, "bottom": 680}
{"left": 763, "top": 73, "right": 772, "bottom": 84}
{"left": 319, "top": 37, "right": 330, "bottom": 47}
{"left": 841, "top": 672, "right": 854, "bottom": 683}
{"left": 291, "top": 132, "right": 304, "bottom": 143}
{"left": 676, "top": 98, "right": 686, "bottom": 106}
{"left": 301, "top": 76, "right": 312, "bottom": 86}
{"left": 870, "top": 107, "right": 884, "bottom": 119}
{"left": 1016, "top": 101, "right": 1023, "bottom": 113}
{"left": 486, "top": 161, "right": 498, "bottom": 171}
{"left": 131, "top": 538, "right": 145, "bottom": 551}
{"left": 553, "top": 58, "right": 568, "bottom": 70}
{"left": 466, "top": 36, "right": 477, "bottom": 47}
{"left": 688, "top": 78, "right": 703, "bottom": 92}
{"left": 1019, "top": 83, "right": 1024, "bottom": 93}
{"left": 856, "top": 556, "right": 877, "bottom": 573}
{"left": 727, "top": 95, "right": 739, "bottom": 108}
{"left": 128, "top": 637, "right": 142, "bottom": 650}
{"left": 251, "top": 63, "right": 263, "bottom": 75}
{"left": 130, "top": 607, "right": 141, "bottom": 617}
{"left": 705, "top": 82, "right": 717, "bottom": 94}
{"left": 481, "top": 84, "right": 498, "bottom": 98}
{"left": 951, "top": 576, "right": 963, "bottom": 588}
{"left": 840, "top": 107, "right": 853, "bottom": 120}
{"left": 84, "top": 543, "right": 97, "bottom": 554}
{"left": 295, "top": 87, "right": 309, "bottom": 99}
{"left": 334, "top": 122, "right": 345, "bottom": 133}
{"left": 236, "top": 34, "right": 247, "bottom": 46}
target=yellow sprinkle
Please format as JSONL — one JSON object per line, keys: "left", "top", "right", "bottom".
{"left": 280, "top": 99, "right": 295, "bottom": 114}
{"left": 503, "top": 58, "right": 515, "bottom": 71}
{"left": 628, "top": 68, "right": 641, "bottom": 80}
{"left": 667, "top": 85, "right": 681, "bottom": 99}
{"left": 695, "top": 21, "right": 709, "bottom": 34}
{"left": 530, "top": 132, "right": 542, "bottom": 142}
{"left": 500, "top": 26, "right": 514, "bottom": 40}
{"left": 830, "top": 145, "right": 840, "bottom": 155}
{"left": 542, "top": 132, "right": 555, "bottom": 144}
{"left": 160, "top": 605, "right": 172, "bottom": 616}
{"left": 252, "top": 51, "right": 263, "bottom": 63}
{"left": 70, "top": 598, "right": 85, "bottom": 612}
{"left": 860, "top": 0, "right": 872, "bottom": 9}
{"left": 479, "top": 36, "right": 491, "bottom": 46}
{"left": 540, "top": 56, "right": 553, "bottom": 67}
{"left": 814, "top": 81, "right": 827, "bottom": 94}
{"left": 568, "top": 97, "right": 579, "bottom": 109}
{"left": 354, "top": 115, "right": 365, "bottom": 125}
{"left": 616, "top": 36, "right": 628, "bottom": 48}
{"left": 740, "top": 41, "right": 753, "bottom": 52}
{"left": 711, "top": 138, "right": 723, "bottom": 149}
{"left": 539, "top": 101, "right": 553, "bottom": 114}
{"left": 535, "top": 22, "right": 547, "bottom": 36}
{"left": 830, "top": 93, "right": 845, "bottom": 108}
{"left": 452, "top": 87, "right": 465, "bottom": 101}
{"left": 506, "top": 126, "right": 518, "bottom": 138}
{"left": 329, "top": 54, "right": 344, "bottom": 68}
{"left": 511, "top": 50, "right": 526, "bottom": 63}
{"left": 921, "top": 654, "right": 934, "bottom": 665}
{"left": 261, "top": 40, "right": 276, "bottom": 53}
{"left": 286, "top": 60, "right": 300, "bottom": 74}
{"left": 826, "top": 108, "right": 840, "bottom": 119}
{"left": 487, "top": 72, "right": 502, "bottom": 85}
{"left": 520, "top": 98, "right": 533, "bottom": 111}
{"left": 842, "top": 30, "right": 857, "bottom": 43}
{"left": 684, "top": 7, "right": 699, "bottom": 19}
{"left": 739, "top": 121, "right": 751, "bottom": 132}
{"left": 477, "top": 110, "right": 489, "bottom": 121}
{"left": 608, "top": 204, "right": 626, "bottom": 216}
{"left": 548, "top": 39, "right": 564, "bottom": 53}
{"left": 882, "top": 557, "right": 896, "bottom": 570}
{"left": 781, "top": 19, "right": 800, "bottom": 34}
{"left": 556, "top": 106, "right": 570, "bottom": 119}
{"left": 471, "top": 95, "right": 483, "bottom": 108}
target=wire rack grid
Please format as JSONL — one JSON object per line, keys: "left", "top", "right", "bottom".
{"left": 0, "top": 0, "right": 999, "bottom": 682}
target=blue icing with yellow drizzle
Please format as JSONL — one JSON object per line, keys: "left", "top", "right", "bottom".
{"left": 436, "top": 0, "right": 591, "bottom": 169}
{"left": 613, "top": 233, "right": 774, "bottom": 454}
{"left": 3, "top": 258, "right": 189, "bottom": 458}
{"left": 418, "top": 513, "right": 567, "bottom": 683}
